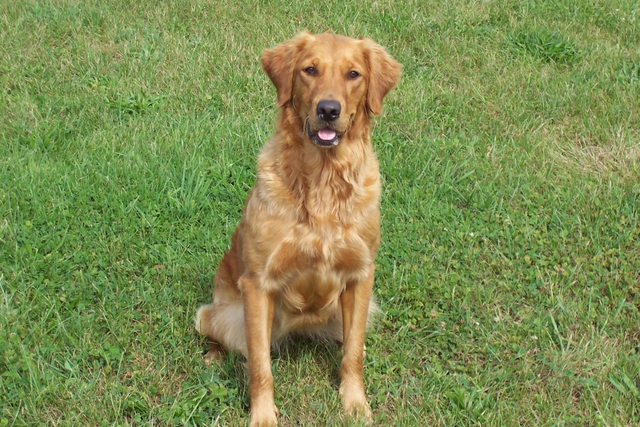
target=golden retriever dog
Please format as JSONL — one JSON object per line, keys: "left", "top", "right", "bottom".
{"left": 195, "top": 31, "right": 400, "bottom": 426}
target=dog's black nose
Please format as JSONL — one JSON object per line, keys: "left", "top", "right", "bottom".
{"left": 316, "top": 100, "right": 341, "bottom": 121}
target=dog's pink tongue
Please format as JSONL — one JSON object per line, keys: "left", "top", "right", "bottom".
{"left": 317, "top": 128, "right": 336, "bottom": 141}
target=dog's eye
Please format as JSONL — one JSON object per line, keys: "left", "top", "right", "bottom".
{"left": 303, "top": 66, "right": 317, "bottom": 76}
{"left": 348, "top": 70, "right": 360, "bottom": 79}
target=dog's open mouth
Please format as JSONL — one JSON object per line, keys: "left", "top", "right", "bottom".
{"left": 306, "top": 122, "right": 339, "bottom": 147}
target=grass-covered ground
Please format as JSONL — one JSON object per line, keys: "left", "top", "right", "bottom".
{"left": 1, "top": 0, "right": 639, "bottom": 425}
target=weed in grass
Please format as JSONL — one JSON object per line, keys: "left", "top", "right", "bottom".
{"left": 108, "top": 92, "right": 163, "bottom": 117}
{"left": 510, "top": 30, "right": 580, "bottom": 64}
{"left": 616, "top": 59, "right": 640, "bottom": 83}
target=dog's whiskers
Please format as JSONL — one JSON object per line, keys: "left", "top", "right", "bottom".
{"left": 303, "top": 116, "right": 309, "bottom": 136}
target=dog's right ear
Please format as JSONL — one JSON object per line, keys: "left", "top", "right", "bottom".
{"left": 261, "top": 31, "right": 314, "bottom": 107}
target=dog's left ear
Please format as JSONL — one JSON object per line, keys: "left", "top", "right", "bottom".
{"left": 261, "top": 31, "right": 314, "bottom": 107}
{"left": 360, "top": 39, "right": 401, "bottom": 115}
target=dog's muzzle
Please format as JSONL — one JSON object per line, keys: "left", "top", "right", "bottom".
{"left": 306, "top": 121, "right": 340, "bottom": 147}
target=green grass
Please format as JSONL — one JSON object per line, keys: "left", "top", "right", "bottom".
{"left": 1, "top": 0, "right": 639, "bottom": 425}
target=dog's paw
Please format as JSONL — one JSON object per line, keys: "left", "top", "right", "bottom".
{"left": 203, "top": 350, "right": 222, "bottom": 366}
{"left": 340, "top": 384, "right": 372, "bottom": 423}
{"left": 249, "top": 402, "right": 278, "bottom": 427}
{"left": 344, "top": 399, "right": 372, "bottom": 424}
{"left": 202, "top": 343, "right": 225, "bottom": 365}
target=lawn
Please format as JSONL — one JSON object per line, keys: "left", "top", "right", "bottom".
{"left": 1, "top": 0, "right": 639, "bottom": 426}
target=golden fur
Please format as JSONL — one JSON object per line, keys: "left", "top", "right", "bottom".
{"left": 195, "top": 31, "right": 400, "bottom": 426}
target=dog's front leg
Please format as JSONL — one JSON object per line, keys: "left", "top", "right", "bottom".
{"left": 241, "top": 274, "right": 278, "bottom": 427}
{"left": 339, "top": 266, "right": 374, "bottom": 422}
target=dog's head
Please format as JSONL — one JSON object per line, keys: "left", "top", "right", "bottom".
{"left": 261, "top": 31, "right": 401, "bottom": 148}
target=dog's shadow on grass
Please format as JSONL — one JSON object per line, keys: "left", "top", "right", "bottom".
{"left": 205, "top": 337, "right": 344, "bottom": 410}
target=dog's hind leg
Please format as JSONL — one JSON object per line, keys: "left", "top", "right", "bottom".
{"left": 195, "top": 294, "right": 248, "bottom": 362}
{"left": 195, "top": 303, "right": 221, "bottom": 364}
{"left": 195, "top": 227, "right": 248, "bottom": 362}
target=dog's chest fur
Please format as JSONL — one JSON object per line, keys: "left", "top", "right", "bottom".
{"left": 271, "top": 225, "right": 369, "bottom": 331}
{"left": 245, "top": 139, "right": 380, "bottom": 331}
